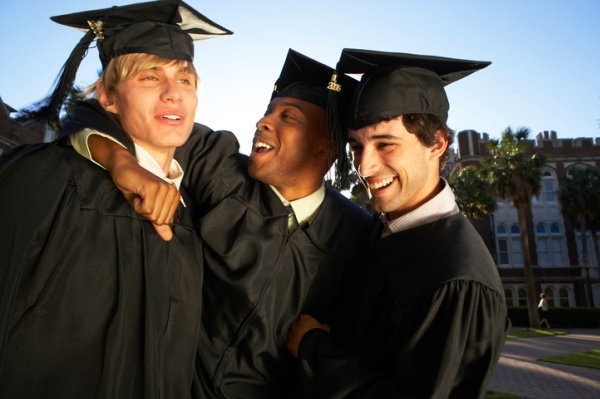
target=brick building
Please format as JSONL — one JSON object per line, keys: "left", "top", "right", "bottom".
{"left": 0, "top": 96, "right": 55, "bottom": 156}
{"left": 451, "top": 129, "right": 600, "bottom": 308}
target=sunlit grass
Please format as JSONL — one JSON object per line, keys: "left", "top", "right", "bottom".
{"left": 506, "top": 327, "right": 567, "bottom": 339}
{"left": 485, "top": 391, "right": 528, "bottom": 399}
{"left": 538, "top": 348, "right": 600, "bottom": 369}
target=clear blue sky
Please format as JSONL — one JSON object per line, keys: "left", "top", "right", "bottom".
{"left": 1, "top": 0, "right": 599, "bottom": 154}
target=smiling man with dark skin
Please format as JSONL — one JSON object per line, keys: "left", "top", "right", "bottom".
{"left": 67, "top": 49, "right": 374, "bottom": 398}
{"left": 249, "top": 95, "right": 329, "bottom": 201}
{"left": 287, "top": 49, "right": 510, "bottom": 399}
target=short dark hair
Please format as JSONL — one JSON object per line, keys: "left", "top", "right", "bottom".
{"left": 400, "top": 113, "right": 454, "bottom": 172}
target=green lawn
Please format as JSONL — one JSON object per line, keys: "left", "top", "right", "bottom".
{"left": 538, "top": 348, "right": 600, "bottom": 369}
{"left": 506, "top": 327, "right": 566, "bottom": 339}
{"left": 485, "top": 327, "right": 598, "bottom": 399}
{"left": 485, "top": 392, "right": 527, "bottom": 399}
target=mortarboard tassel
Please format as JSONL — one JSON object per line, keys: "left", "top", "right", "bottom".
{"left": 326, "top": 72, "right": 349, "bottom": 189}
{"left": 16, "top": 29, "right": 97, "bottom": 132}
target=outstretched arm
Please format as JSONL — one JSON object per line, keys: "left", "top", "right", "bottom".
{"left": 75, "top": 132, "right": 179, "bottom": 241}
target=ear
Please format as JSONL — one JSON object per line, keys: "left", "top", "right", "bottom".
{"left": 96, "top": 81, "right": 118, "bottom": 114}
{"left": 429, "top": 129, "right": 448, "bottom": 160}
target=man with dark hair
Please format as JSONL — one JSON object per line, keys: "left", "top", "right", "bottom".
{"left": 288, "top": 49, "right": 510, "bottom": 399}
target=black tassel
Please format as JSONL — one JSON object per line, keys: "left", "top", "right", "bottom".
{"left": 326, "top": 76, "right": 350, "bottom": 189}
{"left": 16, "top": 30, "right": 96, "bottom": 133}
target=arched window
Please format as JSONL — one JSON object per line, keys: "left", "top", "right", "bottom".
{"left": 543, "top": 286, "right": 555, "bottom": 307}
{"left": 504, "top": 288, "right": 514, "bottom": 307}
{"left": 558, "top": 286, "right": 571, "bottom": 307}
{"left": 575, "top": 227, "right": 599, "bottom": 268}
{"left": 496, "top": 223, "right": 523, "bottom": 266}
{"left": 536, "top": 222, "right": 565, "bottom": 267}
{"left": 518, "top": 287, "right": 528, "bottom": 306}
{"left": 533, "top": 169, "right": 557, "bottom": 204}
{"left": 540, "top": 284, "right": 573, "bottom": 307}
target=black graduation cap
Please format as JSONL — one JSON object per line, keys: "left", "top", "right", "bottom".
{"left": 272, "top": 49, "right": 357, "bottom": 110}
{"left": 271, "top": 49, "right": 359, "bottom": 187}
{"left": 19, "top": 0, "right": 232, "bottom": 131}
{"left": 52, "top": 0, "right": 232, "bottom": 68}
{"left": 336, "top": 48, "right": 491, "bottom": 129}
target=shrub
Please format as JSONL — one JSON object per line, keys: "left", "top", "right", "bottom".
{"left": 507, "top": 306, "right": 600, "bottom": 328}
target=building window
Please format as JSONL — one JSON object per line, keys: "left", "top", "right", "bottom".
{"left": 504, "top": 288, "right": 514, "bottom": 307}
{"left": 533, "top": 170, "right": 558, "bottom": 204}
{"left": 518, "top": 287, "right": 528, "bottom": 306}
{"left": 558, "top": 286, "right": 571, "bottom": 307}
{"left": 496, "top": 224, "right": 523, "bottom": 266}
{"left": 543, "top": 286, "right": 555, "bottom": 307}
{"left": 540, "top": 284, "right": 573, "bottom": 307}
{"left": 575, "top": 228, "right": 599, "bottom": 267}
{"left": 536, "top": 222, "right": 565, "bottom": 267}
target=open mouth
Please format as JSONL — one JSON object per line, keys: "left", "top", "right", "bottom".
{"left": 252, "top": 141, "right": 273, "bottom": 154}
{"left": 367, "top": 177, "right": 394, "bottom": 190}
{"left": 161, "top": 114, "right": 182, "bottom": 120}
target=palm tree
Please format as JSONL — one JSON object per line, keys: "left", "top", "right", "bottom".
{"left": 558, "top": 166, "right": 600, "bottom": 306}
{"left": 480, "top": 126, "right": 547, "bottom": 328}
{"left": 449, "top": 166, "right": 497, "bottom": 222}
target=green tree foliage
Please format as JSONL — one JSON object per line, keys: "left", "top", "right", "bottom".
{"left": 558, "top": 166, "right": 600, "bottom": 306}
{"left": 480, "top": 126, "right": 547, "bottom": 328}
{"left": 558, "top": 166, "right": 600, "bottom": 231}
{"left": 449, "top": 166, "right": 497, "bottom": 221}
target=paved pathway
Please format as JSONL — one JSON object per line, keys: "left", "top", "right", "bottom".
{"left": 487, "top": 328, "right": 600, "bottom": 399}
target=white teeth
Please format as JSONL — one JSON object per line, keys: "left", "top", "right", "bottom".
{"left": 163, "top": 115, "right": 181, "bottom": 120}
{"left": 367, "top": 177, "right": 393, "bottom": 189}
{"left": 254, "top": 142, "right": 273, "bottom": 150}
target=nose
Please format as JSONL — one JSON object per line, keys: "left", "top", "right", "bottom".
{"left": 356, "top": 147, "right": 378, "bottom": 178}
{"left": 161, "top": 80, "right": 183, "bottom": 103}
{"left": 255, "top": 114, "right": 273, "bottom": 132}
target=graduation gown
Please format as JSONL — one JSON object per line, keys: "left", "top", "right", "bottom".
{"left": 174, "top": 128, "right": 375, "bottom": 398}
{"left": 191, "top": 172, "right": 374, "bottom": 399}
{"left": 58, "top": 101, "right": 375, "bottom": 398}
{"left": 0, "top": 108, "right": 203, "bottom": 398}
{"left": 296, "top": 213, "right": 510, "bottom": 399}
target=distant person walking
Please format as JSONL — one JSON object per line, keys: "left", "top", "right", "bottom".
{"left": 538, "top": 293, "right": 551, "bottom": 328}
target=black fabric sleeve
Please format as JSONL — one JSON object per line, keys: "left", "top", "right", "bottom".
{"left": 0, "top": 143, "right": 74, "bottom": 375}
{"left": 296, "top": 281, "right": 509, "bottom": 399}
{"left": 174, "top": 126, "right": 246, "bottom": 218}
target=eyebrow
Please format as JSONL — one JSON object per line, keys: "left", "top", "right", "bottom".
{"left": 278, "top": 101, "right": 305, "bottom": 113}
{"left": 348, "top": 133, "right": 401, "bottom": 143}
{"left": 146, "top": 64, "right": 194, "bottom": 74}
{"left": 265, "top": 100, "right": 306, "bottom": 116}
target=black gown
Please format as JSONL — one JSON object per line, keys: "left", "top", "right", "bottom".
{"left": 296, "top": 213, "right": 510, "bottom": 399}
{"left": 60, "top": 100, "right": 376, "bottom": 398}
{"left": 0, "top": 105, "right": 204, "bottom": 399}
{"left": 174, "top": 117, "right": 376, "bottom": 399}
{"left": 191, "top": 172, "right": 374, "bottom": 399}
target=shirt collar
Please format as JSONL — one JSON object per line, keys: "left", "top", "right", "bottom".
{"left": 134, "top": 143, "right": 186, "bottom": 206}
{"left": 270, "top": 184, "right": 326, "bottom": 227}
{"left": 381, "top": 178, "right": 459, "bottom": 237}
{"left": 133, "top": 144, "right": 184, "bottom": 189}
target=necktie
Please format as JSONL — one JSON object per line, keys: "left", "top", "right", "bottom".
{"left": 285, "top": 205, "right": 300, "bottom": 232}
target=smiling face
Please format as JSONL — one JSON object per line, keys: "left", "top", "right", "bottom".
{"left": 98, "top": 56, "right": 198, "bottom": 169}
{"left": 248, "top": 96, "right": 329, "bottom": 200}
{"left": 348, "top": 116, "right": 447, "bottom": 220}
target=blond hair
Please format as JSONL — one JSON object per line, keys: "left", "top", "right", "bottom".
{"left": 83, "top": 53, "right": 200, "bottom": 99}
